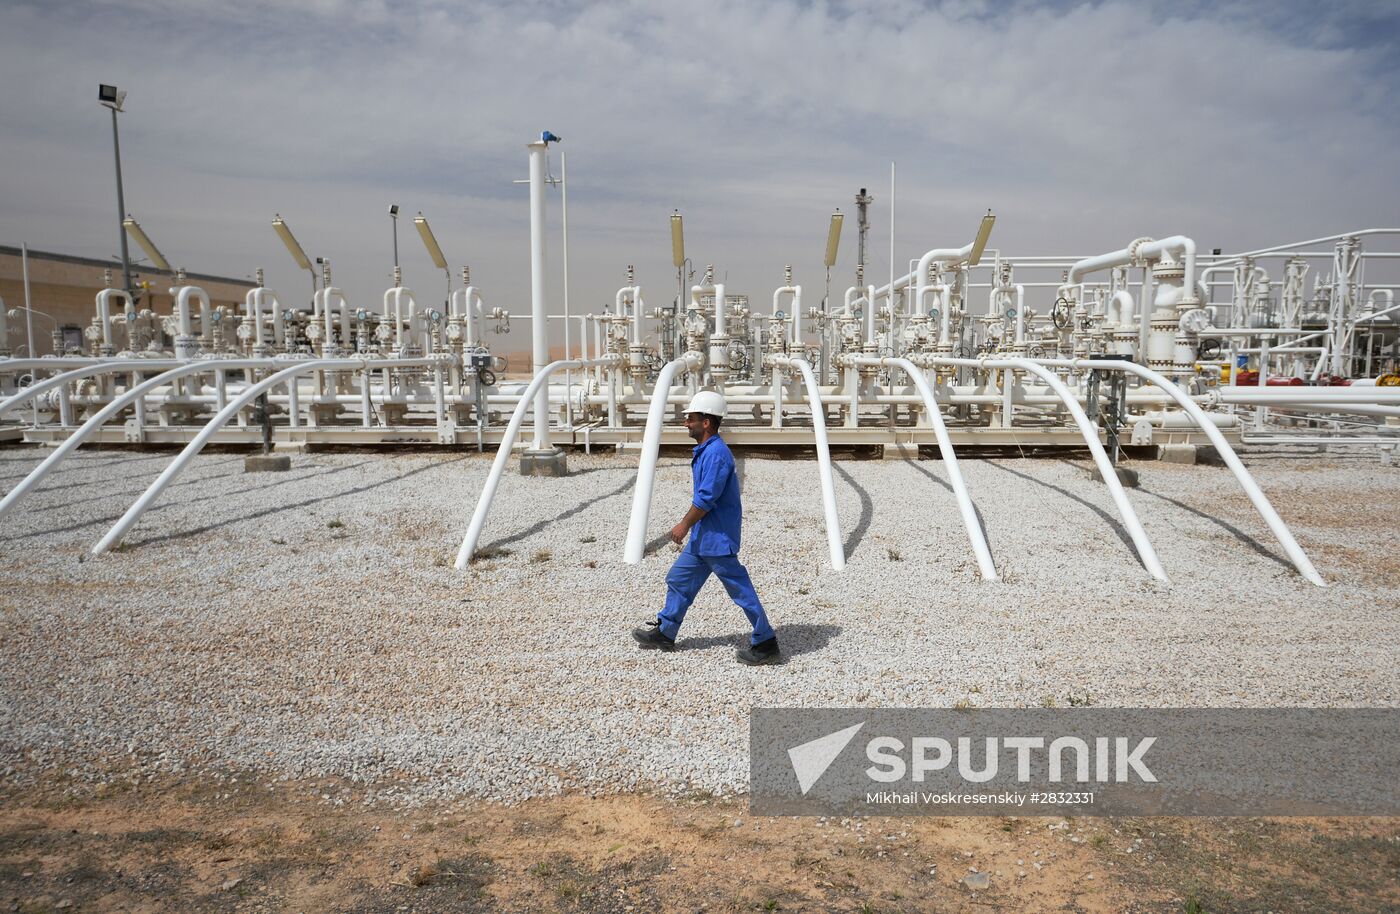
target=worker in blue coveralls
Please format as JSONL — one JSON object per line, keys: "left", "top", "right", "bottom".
{"left": 632, "top": 390, "right": 781, "bottom": 665}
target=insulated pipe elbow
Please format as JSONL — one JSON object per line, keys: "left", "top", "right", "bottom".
{"left": 96, "top": 289, "right": 131, "bottom": 347}
{"left": 174, "top": 287, "right": 208, "bottom": 340}
{"left": 843, "top": 286, "right": 862, "bottom": 316}
{"left": 773, "top": 285, "right": 801, "bottom": 343}
{"left": 1139, "top": 236, "right": 1196, "bottom": 298}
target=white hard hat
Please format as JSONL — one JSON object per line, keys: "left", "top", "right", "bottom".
{"left": 685, "top": 390, "right": 728, "bottom": 417}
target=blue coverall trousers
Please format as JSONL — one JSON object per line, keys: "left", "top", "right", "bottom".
{"left": 658, "top": 551, "right": 776, "bottom": 645}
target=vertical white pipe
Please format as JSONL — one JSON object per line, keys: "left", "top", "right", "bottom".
{"left": 851, "top": 356, "right": 998, "bottom": 581}
{"left": 775, "top": 357, "right": 844, "bottom": 571}
{"left": 527, "top": 139, "right": 551, "bottom": 450}
{"left": 934, "top": 355, "right": 1167, "bottom": 582}
{"left": 1066, "top": 358, "right": 1323, "bottom": 586}
{"left": 455, "top": 357, "right": 611, "bottom": 568}
{"left": 623, "top": 353, "right": 701, "bottom": 564}
{"left": 95, "top": 289, "right": 131, "bottom": 348}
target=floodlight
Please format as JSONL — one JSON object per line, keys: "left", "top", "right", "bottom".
{"left": 271, "top": 214, "right": 312, "bottom": 271}
{"left": 968, "top": 211, "right": 996, "bottom": 266}
{"left": 98, "top": 84, "right": 125, "bottom": 111}
{"left": 670, "top": 211, "right": 685, "bottom": 268}
{"left": 389, "top": 204, "right": 399, "bottom": 216}
{"left": 824, "top": 211, "right": 843, "bottom": 268}
{"left": 122, "top": 217, "right": 171, "bottom": 272}
{"left": 414, "top": 212, "right": 448, "bottom": 270}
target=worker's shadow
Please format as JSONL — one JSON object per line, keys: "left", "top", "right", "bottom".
{"left": 677, "top": 623, "right": 842, "bottom": 660}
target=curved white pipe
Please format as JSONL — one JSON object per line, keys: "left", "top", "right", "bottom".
{"left": 320, "top": 287, "right": 349, "bottom": 349}
{"left": 453, "top": 355, "right": 620, "bottom": 569}
{"left": 850, "top": 356, "right": 998, "bottom": 581}
{"left": 770, "top": 355, "right": 844, "bottom": 570}
{"left": 0, "top": 359, "right": 183, "bottom": 419}
{"left": 691, "top": 281, "right": 726, "bottom": 377}
{"left": 623, "top": 352, "right": 704, "bottom": 564}
{"left": 246, "top": 288, "right": 282, "bottom": 349}
{"left": 772, "top": 284, "right": 802, "bottom": 344}
{"left": 388, "top": 288, "right": 417, "bottom": 350}
{"left": 1054, "top": 357, "right": 1323, "bottom": 586}
{"left": 843, "top": 286, "right": 862, "bottom": 316}
{"left": 459, "top": 286, "right": 486, "bottom": 347}
{"left": 932, "top": 355, "right": 1168, "bottom": 581}
{"left": 94, "top": 356, "right": 447, "bottom": 554}
{"left": 0, "top": 359, "right": 268, "bottom": 522}
{"left": 174, "top": 286, "right": 208, "bottom": 340}
{"left": 95, "top": 289, "right": 131, "bottom": 349}
{"left": 616, "top": 284, "right": 642, "bottom": 345}
{"left": 1066, "top": 236, "right": 1196, "bottom": 299}
{"left": 880, "top": 244, "right": 976, "bottom": 300}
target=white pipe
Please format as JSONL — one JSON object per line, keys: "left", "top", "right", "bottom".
{"left": 771, "top": 356, "right": 844, "bottom": 570}
{"left": 174, "top": 286, "right": 208, "bottom": 340}
{"left": 1137, "top": 236, "right": 1197, "bottom": 301}
{"left": 930, "top": 355, "right": 1168, "bottom": 582}
{"left": 0, "top": 359, "right": 270, "bottom": 522}
{"left": 1218, "top": 388, "right": 1400, "bottom": 403}
{"left": 464, "top": 286, "right": 485, "bottom": 347}
{"left": 245, "top": 288, "right": 282, "bottom": 349}
{"left": 616, "top": 285, "right": 642, "bottom": 345}
{"left": 879, "top": 243, "right": 976, "bottom": 300}
{"left": 1054, "top": 357, "right": 1323, "bottom": 586}
{"left": 321, "top": 287, "right": 349, "bottom": 350}
{"left": 385, "top": 288, "right": 416, "bottom": 350}
{"left": 95, "top": 289, "right": 131, "bottom": 349}
{"left": 94, "top": 357, "right": 447, "bottom": 554}
{"left": 1228, "top": 228, "right": 1400, "bottom": 260}
{"left": 0, "top": 359, "right": 183, "bottom": 419}
{"left": 454, "top": 356, "right": 620, "bottom": 568}
{"left": 843, "top": 286, "right": 862, "bottom": 316}
{"left": 773, "top": 284, "right": 802, "bottom": 345}
{"left": 691, "top": 280, "right": 727, "bottom": 379}
{"left": 528, "top": 140, "right": 551, "bottom": 451}
{"left": 850, "top": 356, "right": 998, "bottom": 581}
{"left": 622, "top": 352, "right": 704, "bottom": 564}
{"left": 1015, "top": 285, "right": 1028, "bottom": 344}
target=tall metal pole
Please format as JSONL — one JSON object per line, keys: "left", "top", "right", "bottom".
{"left": 110, "top": 107, "right": 134, "bottom": 300}
{"left": 855, "top": 187, "right": 872, "bottom": 287}
{"left": 561, "top": 151, "right": 572, "bottom": 424}
{"left": 21, "top": 243, "right": 35, "bottom": 358}
{"left": 527, "top": 140, "right": 551, "bottom": 451}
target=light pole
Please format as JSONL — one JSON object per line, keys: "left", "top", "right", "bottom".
{"left": 99, "top": 84, "right": 134, "bottom": 302}
{"left": 271, "top": 214, "right": 317, "bottom": 299}
{"left": 413, "top": 211, "right": 451, "bottom": 304}
{"left": 389, "top": 204, "right": 400, "bottom": 276}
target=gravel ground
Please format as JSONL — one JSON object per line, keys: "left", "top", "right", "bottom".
{"left": 0, "top": 444, "right": 1396, "bottom": 804}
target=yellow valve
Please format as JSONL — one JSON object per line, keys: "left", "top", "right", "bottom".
{"left": 1379, "top": 374, "right": 1400, "bottom": 387}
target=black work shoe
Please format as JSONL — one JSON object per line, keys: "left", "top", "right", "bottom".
{"left": 632, "top": 620, "right": 676, "bottom": 652}
{"left": 736, "top": 637, "right": 781, "bottom": 666}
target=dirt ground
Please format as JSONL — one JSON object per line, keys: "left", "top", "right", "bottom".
{"left": 1, "top": 773, "right": 1396, "bottom": 913}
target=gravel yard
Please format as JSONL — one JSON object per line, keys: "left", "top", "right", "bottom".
{"left": 1, "top": 445, "right": 1397, "bottom": 804}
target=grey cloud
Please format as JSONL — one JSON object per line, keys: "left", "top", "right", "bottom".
{"left": 1, "top": 0, "right": 1396, "bottom": 328}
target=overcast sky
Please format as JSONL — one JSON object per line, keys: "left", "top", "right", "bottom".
{"left": 2, "top": 0, "right": 1398, "bottom": 332}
